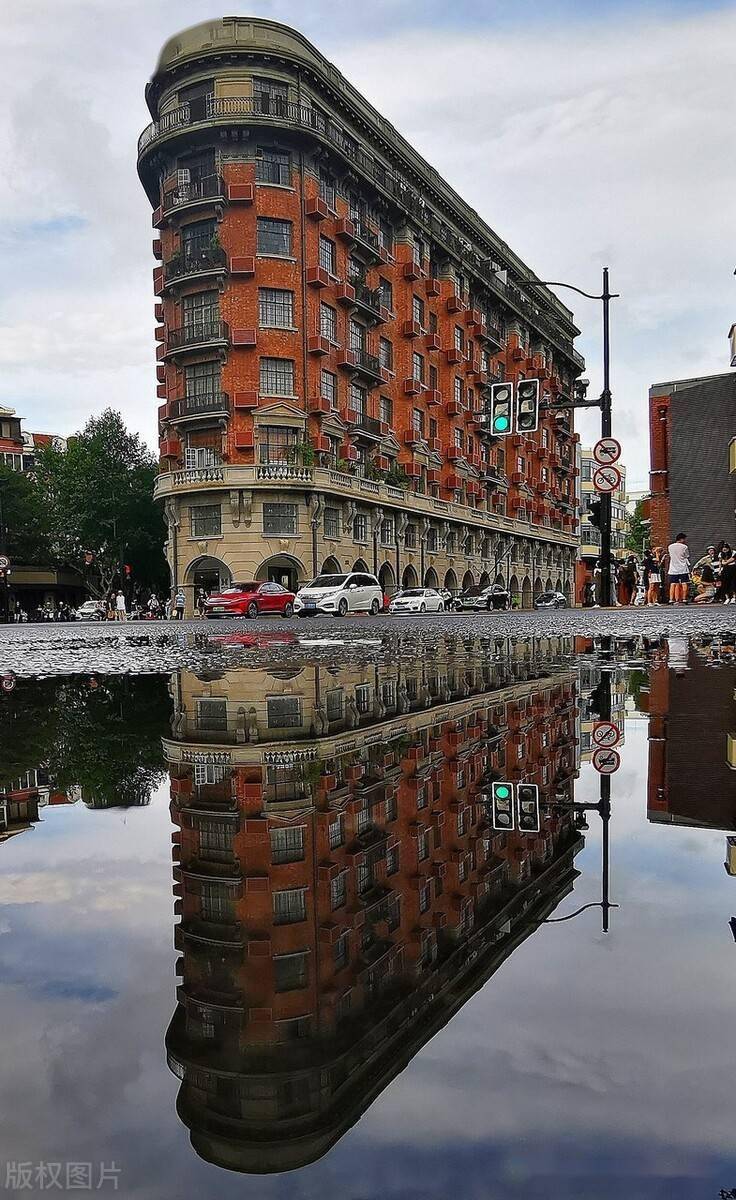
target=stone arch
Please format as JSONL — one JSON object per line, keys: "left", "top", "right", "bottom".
{"left": 479, "top": 570, "right": 491, "bottom": 589}
{"left": 352, "top": 558, "right": 370, "bottom": 573}
{"left": 378, "top": 561, "right": 396, "bottom": 596}
{"left": 562, "top": 578, "right": 571, "bottom": 602}
{"left": 401, "top": 564, "right": 419, "bottom": 590}
{"left": 321, "top": 555, "right": 341, "bottom": 575}
{"left": 423, "top": 567, "right": 439, "bottom": 589}
{"left": 534, "top": 576, "right": 544, "bottom": 597}
{"left": 444, "top": 568, "right": 458, "bottom": 594}
{"left": 255, "top": 553, "right": 307, "bottom": 593}
{"left": 461, "top": 570, "right": 475, "bottom": 591}
{"left": 509, "top": 573, "right": 520, "bottom": 607}
{"left": 494, "top": 573, "right": 506, "bottom": 590}
{"left": 184, "top": 555, "right": 232, "bottom": 596}
{"left": 521, "top": 576, "right": 533, "bottom": 609}
{"left": 545, "top": 576, "right": 554, "bottom": 593}
{"left": 555, "top": 576, "right": 563, "bottom": 594}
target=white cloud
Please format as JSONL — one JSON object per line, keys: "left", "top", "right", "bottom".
{"left": 1, "top": 1, "right": 735, "bottom": 490}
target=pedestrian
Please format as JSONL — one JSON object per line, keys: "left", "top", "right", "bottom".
{"left": 693, "top": 559, "right": 717, "bottom": 604}
{"left": 148, "top": 594, "right": 160, "bottom": 619}
{"left": 114, "top": 590, "right": 127, "bottom": 622}
{"left": 174, "top": 588, "right": 186, "bottom": 620}
{"left": 720, "top": 548, "right": 736, "bottom": 604}
{"left": 196, "top": 587, "right": 207, "bottom": 617}
{"left": 619, "top": 557, "right": 638, "bottom": 606}
{"left": 645, "top": 547, "right": 663, "bottom": 605}
{"left": 667, "top": 533, "right": 690, "bottom": 605}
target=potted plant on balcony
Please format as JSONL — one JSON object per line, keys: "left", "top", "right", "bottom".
{"left": 385, "top": 464, "right": 409, "bottom": 488}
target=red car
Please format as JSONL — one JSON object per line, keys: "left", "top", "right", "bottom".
{"left": 204, "top": 581, "right": 296, "bottom": 619}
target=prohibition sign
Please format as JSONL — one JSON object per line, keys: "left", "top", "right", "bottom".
{"left": 593, "top": 464, "right": 622, "bottom": 494}
{"left": 0, "top": 555, "right": 9, "bottom": 570}
{"left": 593, "top": 437, "right": 621, "bottom": 466}
{"left": 1, "top": 674, "right": 16, "bottom": 693}
{"left": 592, "top": 721, "right": 621, "bottom": 749}
{"left": 592, "top": 746, "right": 620, "bottom": 775}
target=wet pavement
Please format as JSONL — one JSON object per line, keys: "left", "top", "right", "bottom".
{"left": 2, "top": 628, "right": 736, "bottom": 1198}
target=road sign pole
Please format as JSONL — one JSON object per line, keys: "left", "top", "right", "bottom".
{"left": 600, "top": 267, "right": 613, "bottom": 608}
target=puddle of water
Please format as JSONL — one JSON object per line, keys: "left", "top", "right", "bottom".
{"left": 2, "top": 633, "right": 736, "bottom": 1199}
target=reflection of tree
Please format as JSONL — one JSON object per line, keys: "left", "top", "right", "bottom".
{"left": 0, "top": 677, "right": 170, "bottom": 807}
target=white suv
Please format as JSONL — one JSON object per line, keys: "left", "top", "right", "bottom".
{"left": 294, "top": 572, "right": 384, "bottom": 617}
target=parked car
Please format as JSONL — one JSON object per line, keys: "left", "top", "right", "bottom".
{"left": 534, "top": 590, "right": 568, "bottom": 610}
{"left": 457, "top": 585, "right": 511, "bottom": 612}
{"left": 294, "top": 572, "right": 383, "bottom": 617}
{"left": 205, "top": 581, "right": 295, "bottom": 619}
{"left": 74, "top": 600, "right": 107, "bottom": 622}
{"left": 388, "top": 587, "right": 445, "bottom": 614}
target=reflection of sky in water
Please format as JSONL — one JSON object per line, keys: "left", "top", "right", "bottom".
{"left": 2, "top": 656, "right": 736, "bottom": 1199}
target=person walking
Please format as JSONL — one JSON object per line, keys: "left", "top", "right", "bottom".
{"left": 720, "top": 548, "right": 736, "bottom": 604}
{"left": 667, "top": 533, "right": 690, "bottom": 605}
{"left": 196, "top": 587, "right": 207, "bottom": 617}
{"left": 174, "top": 588, "right": 186, "bottom": 620}
{"left": 620, "top": 557, "right": 638, "bottom": 606}
{"left": 645, "top": 548, "right": 663, "bottom": 605}
{"left": 114, "top": 590, "right": 127, "bottom": 622}
{"left": 148, "top": 594, "right": 160, "bottom": 620}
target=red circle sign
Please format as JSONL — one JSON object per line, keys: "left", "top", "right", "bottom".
{"left": 592, "top": 721, "right": 621, "bottom": 748}
{"left": 1, "top": 674, "right": 16, "bottom": 693}
{"left": 592, "top": 464, "right": 622, "bottom": 494}
{"left": 593, "top": 438, "right": 622, "bottom": 465}
{"left": 592, "top": 747, "right": 620, "bottom": 774}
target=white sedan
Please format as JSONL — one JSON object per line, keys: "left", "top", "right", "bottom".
{"left": 388, "top": 588, "right": 445, "bottom": 614}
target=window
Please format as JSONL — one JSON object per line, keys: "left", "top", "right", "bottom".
{"left": 199, "top": 821, "right": 232, "bottom": 861}
{"left": 271, "top": 826, "right": 305, "bottom": 863}
{"left": 194, "top": 763, "right": 227, "bottom": 787}
{"left": 319, "top": 235, "right": 336, "bottom": 274}
{"left": 321, "top": 369, "right": 337, "bottom": 408}
{"left": 182, "top": 290, "right": 219, "bottom": 333}
{"left": 253, "top": 77, "right": 288, "bottom": 108}
{"left": 273, "top": 888, "right": 307, "bottom": 925}
{"left": 454, "top": 377, "right": 463, "bottom": 406}
{"left": 256, "top": 147, "right": 290, "bottom": 186}
{"left": 333, "top": 932, "right": 349, "bottom": 970}
{"left": 274, "top": 952, "right": 308, "bottom": 991}
{"left": 377, "top": 277, "right": 392, "bottom": 309}
{"left": 349, "top": 382, "right": 367, "bottom": 418}
{"left": 386, "top": 845, "right": 399, "bottom": 875}
{"left": 405, "top": 524, "right": 417, "bottom": 549}
{"left": 429, "top": 417, "right": 438, "bottom": 440}
{"left": 354, "top": 513, "right": 368, "bottom": 542}
{"left": 257, "top": 217, "right": 292, "bottom": 256}
{"left": 446, "top": 530, "right": 456, "bottom": 553}
{"left": 267, "top": 696, "right": 302, "bottom": 728}
{"left": 185, "top": 445, "right": 220, "bottom": 469}
{"left": 454, "top": 325, "right": 464, "bottom": 352}
{"left": 378, "top": 337, "right": 393, "bottom": 372}
{"left": 412, "top": 408, "right": 425, "bottom": 436}
{"left": 320, "top": 302, "right": 337, "bottom": 341}
{"left": 380, "top": 517, "right": 394, "bottom": 545}
{"left": 185, "top": 360, "right": 220, "bottom": 402}
{"left": 429, "top": 364, "right": 438, "bottom": 392}
{"left": 328, "top": 813, "right": 344, "bottom": 848}
{"left": 581, "top": 460, "right": 592, "bottom": 481}
{"left": 412, "top": 352, "right": 425, "bottom": 384}
{"left": 349, "top": 319, "right": 366, "bottom": 353}
{"left": 319, "top": 169, "right": 336, "bottom": 208}
{"left": 413, "top": 235, "right": 425, "bottom": 266}
{"left": 418, "top": 828, "right": 430, "bottom": 861}
{"left": 259, "top": 288, "right": 294, "bottom": 328}
{"left": 356, "top": 803, "right": 370, "bottom": 835}
{"left": 458, "top": 857, "right": 468, "bottom": 883}
{"left": 259, "top": 357, "right": 294, "bottom": 395}
{"left": 419, "top": 881, "right": 432, "bottom": 913}
{"left": 426, "top": 527, "right": 438, "bottom": 552}
{"left": 264, "top": 503, "right": 298, "bottom": 535}
{"left": 457, "top": 808, "right": 468, "bottom": 836}
{"left": 355, "top": 684, "right": 371, "bottom": 714}
{"left": 379, "top": 394, "right": 393, "bottom": 425}
{"left": 454, "top": 427, "right": 463, "bottom": 451}
{"left": 330, "top": 871, "right": 347, "bottom": 909}
{"left": 181, "top": 218, "right": 216, "bottom": 263}
{"left": 412, "top": 295, "right": 425, "bottom": 326}
{"left": 429, "top": 311, "right": 438, "bottom": 334}
{"left": 201, "top": 883, "right": 231, "bottom": 923}
{"left": 386, "top": 792, "right": 397, "bottom": 822}
{"left": 190, "top": 505, "right": 221, "bottom": 538}
{"left": 324, "top": 507, "right": 340, "bottom": 539}
{"left": 195, "top": 698, "right": 226, "bottom": 732}
{"left": 259, "top": 424, "right": 299, "bottom": 464}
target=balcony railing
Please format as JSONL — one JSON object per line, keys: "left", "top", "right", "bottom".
{"left": 351, "top": 281, "right": 384, "bottom": 320}
{"left": 164, "top": 243, "right": 228, "bottom": 284}
{"left": 351, "top": 347, "right": 382, "bottom": 382}
{"left": 170, "top": 392, "right": 229, "bottom": 420}
{"left": 167, "top": 321, "right": 229, "bottom": 353}
{"left": 347, "top": 411, "right": 383, "bottom": 438}
{"left": 162, "top": 173, "right": 226, "bottom": 214}
{"left": 139, "top": 96, "right": 581, "bottom": 366}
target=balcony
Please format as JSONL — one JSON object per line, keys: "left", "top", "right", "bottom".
{"left": 164, "top": 320, "right": 229, "bottom": 359}
{"left": 347, "top": 411, "right": 384, "bottom": 440}
{"left": 161, "top": 173, "right": 226, "bottom": 217}
{"left": 169, "top": 392, "right": 230, "bottom": 424}
{"left": 340, "top": 347, "right": 383, "bottom": 384}
{"left": 164, "top": 243, "right": 228, "bottom": 287}
{"left": 338, "top": 216, "right": 382, "bottom": 263}
{"left": 350, "top": 281, "right": 386, "bottom": 322}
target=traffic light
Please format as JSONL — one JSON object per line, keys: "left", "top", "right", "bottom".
{"left": 587, "top": 499, "right": 602, "bottom": 529}
{"left": 489, "top": 381, "right": 514, "bottom": 436}
{"left": 515, "top": 378, "right": 540, "bottom": 434}
{"left": 491, "top": 781, "right": 514, "bottom": 830}
{"left": 516, "top": 783, "right": 540, "bottom": 833}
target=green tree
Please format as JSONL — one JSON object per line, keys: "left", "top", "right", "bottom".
{"left": 33, "top": 409, "right": 168, "bottom": 598}
{"left": 0, "top": 464, "right": 50, "bottom": 565}
{"left": 626, "top": 499, "right": 649, "bottom": 555}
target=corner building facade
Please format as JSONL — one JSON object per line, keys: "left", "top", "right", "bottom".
{"left": 138, "top": 18, "right": 584, "bottom": 612}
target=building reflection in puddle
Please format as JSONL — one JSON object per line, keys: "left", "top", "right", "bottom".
{"left": 163, "top": 635, "right": 589, "bottom": 1173}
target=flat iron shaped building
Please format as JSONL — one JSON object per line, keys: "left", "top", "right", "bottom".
{"left": 138, "top": 17, "right": 584, "bottom": 610}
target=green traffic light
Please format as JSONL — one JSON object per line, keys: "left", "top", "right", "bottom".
{"left": 496, "top": 784, "right": 511, "bottom": 799}
{"left": 493, "top": 415, "right": 510, "bottom": 432}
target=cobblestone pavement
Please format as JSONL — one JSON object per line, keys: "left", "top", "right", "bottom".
{"left": 1, "top": 606, "right": 735, "bottom": 677}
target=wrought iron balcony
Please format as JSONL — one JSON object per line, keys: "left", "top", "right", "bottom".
{"left": 352, "top": 347, "right": 382, "bottom": 383}
{"left": 170, "top": 392, "right": 230, "bottom": 422}
{"left": 161, "top": 174, "right": 226, "bottom": 215}
{"left": 347, "top": 411, "right": 383, "bottom": 439}
{"left": 166, "top": 321, "right": 229, "bottom": 355}
{"left": 164, "top": 243, "right": 228, "bottom": 285}
{"left": 350, "top": 280, "right": 385, "bottom": 322}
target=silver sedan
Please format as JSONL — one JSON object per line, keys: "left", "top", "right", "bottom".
{"left": 388, "top": 588, "right": 445, "bottom": 614}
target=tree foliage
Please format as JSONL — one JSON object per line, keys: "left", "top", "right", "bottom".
{"left": 0, "top": 464, "right": 50, "bottom": 565}
{"left": 626, "top": 499, "right": 649, "bottom": 555}
{"left": 32, "top": 409, "right": 168, "bottom": 598}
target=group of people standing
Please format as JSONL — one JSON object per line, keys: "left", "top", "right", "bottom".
{"left": 105, "top": 589, "right": 188, "bottom": 620}
{"left": 638, "top": 536, "right": 736, "bottom": 606}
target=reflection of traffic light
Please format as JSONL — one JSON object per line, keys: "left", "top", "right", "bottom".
{"left": 587, "top": 499, "right": 602, "bottom": 529}
{"left": 491, "top": 781, "right": 514, "bottom": 829}
{"left": 516, "top": 783, "right": 540, "bottom": 833}
{"left": 490, "top": 382, "right": 514, "bottom": 436}
{"left": 516, "top": 378, "right": 539, "bottom": 434}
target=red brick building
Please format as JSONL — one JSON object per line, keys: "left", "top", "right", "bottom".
{"left": 163, "top": 639, "right": 582, "bottom": 1170}
{"left": 138, "top": 18, "right": 584, "bottom": 612}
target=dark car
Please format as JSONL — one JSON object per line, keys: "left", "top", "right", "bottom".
{"left": 534, "top": 590, "right": 568, "bottom": 610}
{"left": 205, "top": 581, "right": 296, "bottom": 619}
{"left": 457, "top": 585, "right": 511, "bottom": 612}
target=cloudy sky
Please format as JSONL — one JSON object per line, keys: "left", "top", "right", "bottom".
{"left": 2, "top": 0, "right": 735, "bottom": 490}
